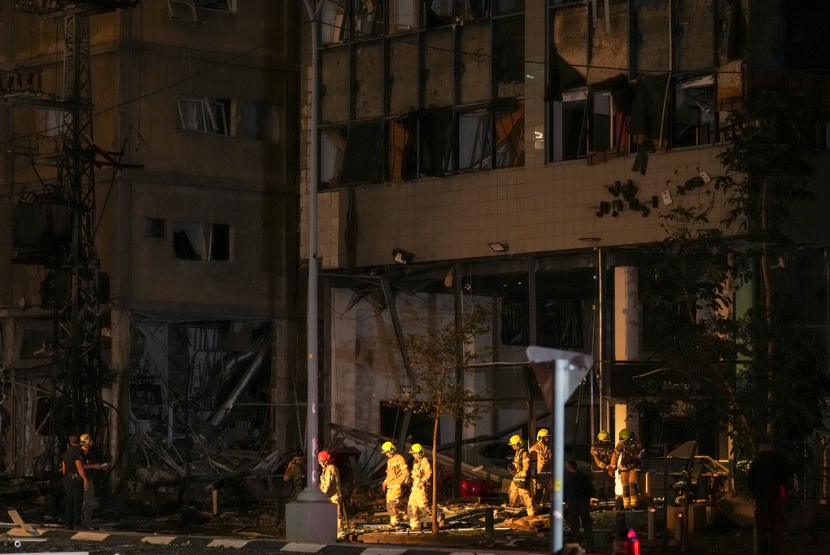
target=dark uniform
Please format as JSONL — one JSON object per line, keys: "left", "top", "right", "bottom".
{"left": 590, "top": 438, "right": 615, "bottom": 505}
{"left": 283, "top": 459, "right": 305, "bottom": 503}
{"left": 564, "top": 461, "right": 596, "bottom": 550}
{"left": 61, "top": 443, "right": 85, "bottom": 529}
{"left": 748, "top": 443, "right": 792, "bottom": 555}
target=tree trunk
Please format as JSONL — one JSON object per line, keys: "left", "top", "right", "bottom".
{"left": 760, "top": 180, "right": 774, "bottom": 436}
{"left": 431, "top": 413, "right": 440, "bottom": 535}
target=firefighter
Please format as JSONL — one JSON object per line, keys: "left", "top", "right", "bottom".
{"left": 507, "top": 435, "right": 535, "bottom": 517}
{"left": 590, "top": 430, "right": 615, "bottom": 507}
{"left": 318, "top": 450, "right": 348, "bottom": 536}
{"left": 79, "top": 434, "right": 106, "bottom": 528}
{"left": 406, "top": 443, "right": 432, "bottom": 531}
{"left": 609, "top": 428, "right": 645, "bottom": 509}
{"left": 529, "top": 428, "right": 551, "bottom": 504}
{"left": 283, "top": 450, "right": 305, "bottom": 503}
{"left": 381, "top": 441, "right": 410, "bottom": 528}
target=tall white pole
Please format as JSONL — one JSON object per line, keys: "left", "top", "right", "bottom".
{"left": 286, "top": 1, "right": 337, "bottom": 543}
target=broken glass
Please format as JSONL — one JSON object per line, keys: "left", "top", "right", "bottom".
{"left": 387, "top": 0, "right": 418, "bottom": 33}
{"left": 321, "top": 0, "right": 350, "bottom": 45}
{"left": 673, "top": 75, "right": 716, "bottom": 147}
{"left": 387, "top": 117, "right": 418, "bottom": 181}
{"left": 354, "top": 0, "right": 384, "bottom": 37}
{"left": 419, "top": 107, "right": 453, "bottom": 176}
{"left": 321, "top": 46, "right": 350, "bottom": 124}
{"left": 173, "top": 221, "right": 206, "bottom": 261}
{"left": 321, "top": 126, "right": 348, "bottom": 187}
{"left": 447, "top": 107, "right": 493, "bottom": 172}
{"left": 494, "top": 100, "right": 524, "bottom": 168}
{"left": 341, "top": 119, "right": 384, "bottom": 184}
{"left": 424, "top": 30, "right": 454, "bottom": 108}
{"left": 459, "top": 23, "right": 491, "bottom": 105}
{"left": 389, "top": 36, "right": 420, "bottom": 115}
{"left": 425, "top": 0, "right": 453, "bottom": 28}
{"left": 355, "top": 41, "right": 384, "bottom": 119}
{"left": 493, "top": 16, "right": 524, "bottom": 98}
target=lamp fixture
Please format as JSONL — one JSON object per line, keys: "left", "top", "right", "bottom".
{"left": 392, "top": 248, "right": 414, "bottom": 264}
{"left": 488, "top": 242, "right": 509, "bottom": 252}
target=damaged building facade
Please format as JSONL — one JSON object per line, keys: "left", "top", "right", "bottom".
{"left": 302, "top": 0, "right": 830, "bottom": 491}
{"left": 0, "top": 0, "right": 304, "bottom": 487}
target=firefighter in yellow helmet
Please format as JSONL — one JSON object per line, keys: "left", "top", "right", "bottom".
{"left": 381, "top": 441, "right": 410, "bottom": 528}
{"left": 590, "top": 430, "right": 615, "bottom": 507}
{"left": 406, "top": 444, "right": 432, "bottom": 531}
{"left": 507, "top": 435, "right": 535, "bottom": 517}
{"left": 529, "top": 428, "right": 551, "bottom": 504}
{"left": 609, "top": 429, "right": 645, "bottom": 509}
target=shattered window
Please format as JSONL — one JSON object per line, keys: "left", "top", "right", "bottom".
{"left": 425, "top": 0, "right": 453, "bottom": 28}
{"left": 317, "top": 1, "right": 525, "bottom": 185}
{"left": 424, "top": 30, "right": 454, "bottom": 108}
{"left": 321, "top": 126, "right": 348, "bottom": 187}
{"left": 550, "top": 90, "right": 616, "bottom": 161}
{"left": 321, "top": 0, "right": 350, "bottom": 45}
{"left": 354, "top": 0, "right": 384, "bottom": 37}
{"left": 673, "top": 75, "right": 717, "bottom": 148}
{"left": 173, "top": 221, "right": 231, "bottom": 261}
{"left": 446, "top": 107, "right": 493, "bottom": 172}
{"left": 321, "top": 47, "right": 350, "bottom": 124}
{"left": 388, "top": 36, "right": 420, "bottom": 115}
{"left": 177, "top": 96, "right": 232, "bottom": 136}
{"left": 144, "top": 218, "right": 166, "bottom": 238}
{"left": 19, "top": 321, "right": 52, "bottom": 359}
{"left": 494, "top": 99, "right": 525, "bottom": 168}
{"left": 241, "top": 101, "right": 281, "bottom": 142}
{"left": 340, "top": 119, "right": 384, "bottom": 184}
{"left": 387, "top": 117, "right": 417, "bottom": 181}
{"left": 387, "top": 0, "right": 418, "bottom": 33}
{"left": 494, "top": 16, "right": 525, "bottom": 98}
{"left": 173, "top": 221, "right": 206, "bottom": 261}
{"left": 355, "top": 42, "right": 384, "bottom": 119}
{"left": 459, "top": 23, "right": 491, "bottom": 105}
{"left": 209, "top": 224, "right": 231, "bottom": 262}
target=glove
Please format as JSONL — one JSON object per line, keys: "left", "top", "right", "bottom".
{"left": 382, "top": 484, "right": 387, "bottom": 492}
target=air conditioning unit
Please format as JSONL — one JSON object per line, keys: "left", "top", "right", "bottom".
{"left": 167, "top": 0, "right": 199, "bottom": 24}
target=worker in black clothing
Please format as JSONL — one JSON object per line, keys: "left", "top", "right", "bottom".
{"left": 748, "top": 440, "right": 792, "bottom": 555}
{"left": 564, "top": 459, "right": 595, "bottom": 550}
{"left": 61, "top": 435, "right": 89, "bottom": 530}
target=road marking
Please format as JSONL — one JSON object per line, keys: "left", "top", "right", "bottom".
{"left": 208, "top": 539, "right": 250, "bottom": 548}
{"left": 141, "top": 536, "right": 177, "bottom": 545}
{"left": 281, "top": 543, "right": 324, "bottom": 553}
{"left": 362, "top": 549, "right": 407, "bottom": 555}
{"left": 71, "top": 532, "right": 109, "bottom": 541}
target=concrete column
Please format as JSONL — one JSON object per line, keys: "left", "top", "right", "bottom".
{"left": 108, "top": 308, "right": 132, "bottom": 487}
{"left": 614, "top": 266, "right": 639, "bottom": 361}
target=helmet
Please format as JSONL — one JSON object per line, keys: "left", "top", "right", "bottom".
{"left": 597, "top": 430, "right": 610, "bottom": 442}
{"left": 317, "top": 450, "right": 331, "bottom": 464}
{"left": 509, "top": 435, "right": 523, "bottom": 446}
{"left": 80, "top": 434, "right": 92, "bottom": 446}
{"left": 381, "top": 441, "right": 396, "bottom": 454}
{"left": 537, "top": 429, "right": 550, "bottom": 441}
{"left": 619, "top": 429, "right": 632, "bottom": 441}
{"left": 409, "top": 443, "right": 424, "bottom": 456}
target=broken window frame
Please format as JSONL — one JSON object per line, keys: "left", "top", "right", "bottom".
{"left": 387, "top": 0, "right": 419, "bottom": 34}
{"left": 172, "top": 221, "right": 232, "bottom": 261}
{"left": 549, "top": 89, "right": 616, "bottom": 162}
{"left": 177, "top": 96, "right": 232, "bottom": 136}
{"left": 318, "top": 3, "right": 525, "bottom": 185}
{"left": 494, "top": 99, "right": 525, "bottom": 168}
{"left": 193, "top": 0, "right": 237, "bottom": 12}
{"left": 144, "top": 218, "right": 166, "bottom": 239}
{"left": 672, "top": 74, "right": 718, "bottom": 149}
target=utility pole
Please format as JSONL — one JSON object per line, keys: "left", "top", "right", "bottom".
{"left": 5, "top": 1, "right": 140, "bottom": 458}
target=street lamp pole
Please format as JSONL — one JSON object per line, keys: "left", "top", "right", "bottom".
{"left": 285, "top": 0, "right": 338, "bottom": 542}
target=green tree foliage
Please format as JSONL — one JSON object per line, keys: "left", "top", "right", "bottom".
{"left": 643, "top": 88, "right": 829, "bottom": 482}
{"left": 390, "top": 301, "right": 493, "bottom": 534}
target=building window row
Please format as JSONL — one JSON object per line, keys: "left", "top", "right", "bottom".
{"left": 177, "top": 96, "right": 282, "bottom": 142}
{"left": 319, "top": 3, "right": 525, "bottom": 187}
{"left": 145, "top": 218, "right": 232, "bottom": 262}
